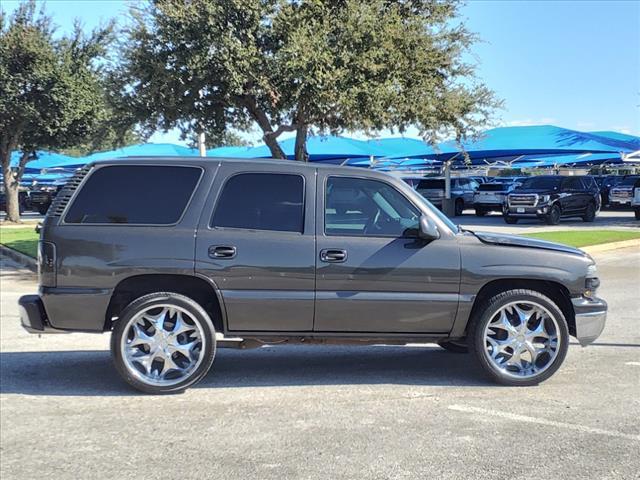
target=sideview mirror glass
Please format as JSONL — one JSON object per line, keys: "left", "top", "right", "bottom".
{"left": 418, "top": 215, "right": 440, "bottom": 241}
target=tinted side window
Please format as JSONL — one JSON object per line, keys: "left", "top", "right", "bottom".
{"left": 211, "top": 173, "right": 304, "bottom": 233}
{"left": 65, "top": 165, "right": 201, "bottom": 225}
{"left": 325, "top": 177, "right": 420, "bottom": 237}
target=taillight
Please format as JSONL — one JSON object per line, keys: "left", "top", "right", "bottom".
{"left": 38, "top": 241, "right": 56, "bottom": 287}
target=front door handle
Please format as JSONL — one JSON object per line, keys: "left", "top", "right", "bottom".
{"left": 320, "top": 249, "right": 347, "bottom": 263}
{"left": 209, "top": 245, "right": 237, "bottom": 259}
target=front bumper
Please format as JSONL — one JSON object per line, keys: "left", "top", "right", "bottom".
{"left": 18, "top": 295, "right": 67, "bottom": 334}
{"left": 572, "top": 296, "right": 607, "bottom": 346}
{"left": 505, "top": 205, "right": 550, "bottom": 218}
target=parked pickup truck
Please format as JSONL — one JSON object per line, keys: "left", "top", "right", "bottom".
{"left": 19, "top": 159, "right": 607, "bottom": 393}
{"left": 609, "top": 175, "right": 640, "bottom": 208}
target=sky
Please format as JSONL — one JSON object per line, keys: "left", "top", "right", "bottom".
{"left": 3, "top": 0, "right": 639, "bottom": 146}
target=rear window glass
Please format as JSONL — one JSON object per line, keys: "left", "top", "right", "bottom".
{"left": 417, "top": 179, "right": 445, "bottom": 189}
{"left": 211, "top": 173, "right": 304, "bottom": 233}
{"left": 65, "top": 165, "right": 201, "bottom": 224}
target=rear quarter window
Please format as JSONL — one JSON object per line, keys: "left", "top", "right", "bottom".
{"left": 64, "top": 165, "right": 202, "bottom": 225}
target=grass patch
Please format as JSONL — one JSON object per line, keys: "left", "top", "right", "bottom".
{"left": 522, "top": 230, "right": 640, "bottom": 248}
{"left": 0, "top": 226, "right": 39, "bottom": 258}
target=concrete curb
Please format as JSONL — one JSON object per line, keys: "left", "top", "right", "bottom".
{"left": 581, "top": 239, "right": 640, "bottom": 255}
{"left": 0, "top": 244, "right": 37, "bottom": 272}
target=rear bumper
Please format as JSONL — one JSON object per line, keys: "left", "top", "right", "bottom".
{"left": 474, "top": 202, "right": 504, "bottom": 211}
{"left": 19, "top": 286, "right": 111, "bottom": 333}
{"left": 18, "top": 295, "right": 67, "bottom": 334}
{"left": 572, "top": 296, "right": 607, "bottom": 346}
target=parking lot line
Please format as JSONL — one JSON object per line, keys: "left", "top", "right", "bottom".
{"left": 448, "top": 404, "right": 640, "bottom": 442}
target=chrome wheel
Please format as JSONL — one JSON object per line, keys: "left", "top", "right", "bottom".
{"left": 482, "top": 301, "right": 561, "bottom": 379}
{"left": 121, "top": 304, "right": 206, "bottom": 387}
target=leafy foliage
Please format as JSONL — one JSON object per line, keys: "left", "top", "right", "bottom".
{"left": 118, "top": 0, "right": 501, "bottom": 161}
{"left": 0, "top": 1, "right": 123, "bottom": 221}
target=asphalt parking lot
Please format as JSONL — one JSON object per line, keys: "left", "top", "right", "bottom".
{"left": 1, "top": 248, "right": 639, "bottom": 479}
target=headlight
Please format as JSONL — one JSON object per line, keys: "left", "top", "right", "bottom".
{"left": 539, "top": 195, "right": 551, "bottom": 203}
{"left": 584, "top": 264, "right": 599, "bottom": 297}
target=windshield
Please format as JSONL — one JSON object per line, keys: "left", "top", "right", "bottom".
{"left": 619, "top": 176, "right": 640, "bottom": 186}
{"left": 519, "top": 176, "right": 562, "bottom": 190}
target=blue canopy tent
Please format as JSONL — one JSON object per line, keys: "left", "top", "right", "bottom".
{"left": 9, "top": 151, "right": 76, "bottom": 172}
{"left": 82, "top": 143, "right": 199, "bottom": 163}
{"left": 432, "top": 125, "right": 638, "bottom": 163}
{"left": 208, "top": 135, "right": 389, "bottom": 162}
{"left": 206, "top": 145, "right": 257, "bottom": 158}
{"left": 366, "top": 138, "right": 435, "bottom": 159}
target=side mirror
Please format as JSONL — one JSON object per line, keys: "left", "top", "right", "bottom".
{"left": 418, "top": 215, "right": 440, "bottom": 241}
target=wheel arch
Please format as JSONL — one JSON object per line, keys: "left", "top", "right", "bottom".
{"left": 466, "top": 278, "right": 576, "bottom": 336}
{"left": 104, "top": 274, "right": 226, "bottom": 333}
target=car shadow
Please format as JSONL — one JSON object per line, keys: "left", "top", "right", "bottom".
{"left": 0, "top": 345, "right": 492, "bottom": 396}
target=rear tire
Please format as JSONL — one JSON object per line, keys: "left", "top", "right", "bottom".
{"left": 111, "top": 292, "right": 216, "bottom": 394}
{"left": 454, "top": 199, "right": 464, "bottom": 217}
{"left": 438, "top": 339, "right": 469, "bottom": 353}
{"left": 582, "top": 202, "right": 596, "bottom": 222}
{"left": 475, "top": 208, "right": 487, "bottom": 217}
{"left": 545, "top": 204, "right": 561, "bottom": 225}
{"left": 468, "top": 289, "right": 569, "bottom": 386}
{"left": 635, "top": 208, "right": 640, "bottom": 220}
{"left": 37, "top": 204, "right": 49, "bottom": 215}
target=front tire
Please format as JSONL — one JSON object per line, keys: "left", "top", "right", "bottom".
{"left": 111, "top": 292, "right": 216, "bottom": 394}
{"left": 503, "top": 215, "right": 518, "bottom": 224}
{"left": 545, "top": 204, "right": 561, "bottom": 225}
{"left": 475, "top": 208, "right": 487, "bottom": 217}
{"left": 468, "top": 289, "right": 569, "bottom": 386}
{"left": 635, "top": 208, "right": 640, "bottom": 220}
{"left": 582, "top": 202, "right": 596, "bottom": 222}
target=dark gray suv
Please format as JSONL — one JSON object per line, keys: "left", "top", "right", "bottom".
{"left": 19, "top": 158, "right": 607, "bottom": 393}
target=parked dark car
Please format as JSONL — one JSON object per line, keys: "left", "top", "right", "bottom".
{"left": 29, "top": 189, "right": 55, "bottom": 214}
{"left": 594, "top": 175, "right": 623, "bottom": 208}
{"left": 473, "top": 177, "right": 525, "bottom": 216}
{"left": 19, "top": 158, "right": 607, "bottom": 393}
{"left": 504, "top": 175, "right": 600, "bottom": 225}
{"left": 412, "top": 176, "right": 479, "bottom": 216}
{"left": 608, "top": 175, "right": 640, "bottom": 208}
{"left": 0, "top": 191, "right": 30, "bottom": 214}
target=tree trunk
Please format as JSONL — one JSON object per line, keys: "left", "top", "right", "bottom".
{"left": 1, "top": 152, "right": 21, "bottom": 223}
{"left": 263, "top": 134, "right": 287, "bottom": 160}
{"left": 294, "top": 124, "right": 309, "bottom": 162}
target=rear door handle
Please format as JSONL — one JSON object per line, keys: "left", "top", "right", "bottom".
{"left": 208, "top": 245, "right": 237, "bottom": 259}
{"left": 320, "top": 249, "right": 347, "bottom": 263}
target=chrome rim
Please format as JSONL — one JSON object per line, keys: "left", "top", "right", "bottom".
{"left": 482, "top": 301, "right": 561, "bottom": 379}
{"left": 121, "top": 304, "right": 206, "bottom": 387}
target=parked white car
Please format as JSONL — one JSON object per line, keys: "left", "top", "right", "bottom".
{"left": 632, "top": 180, "right": 640, "bottom": 220}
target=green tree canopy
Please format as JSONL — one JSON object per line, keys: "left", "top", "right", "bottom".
{"left": 0, "top": 1, "right": 121, "bottom": 221}
{"left": 118, "top": 0, "right": 500, "bottom": 161}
